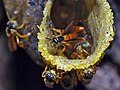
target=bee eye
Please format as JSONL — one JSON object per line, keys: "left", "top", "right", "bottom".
{"left": 52, "top": 38, "right": 59, "bottom": 44}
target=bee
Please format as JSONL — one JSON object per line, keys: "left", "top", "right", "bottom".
{"left": 5, "top": 19, "right": 31, "bottom": 51}
{"left": 76, "top": 66, "right": 96, "bottom": 84}
{"left": 42, "top": 66, "right": 63, "bottom": 88}
{"left": 49, "top": 21, "right": 85, "bottom": 54}
{"left": 64, "top": 40, "right": 91, "bottom": 59}
{"left": 71, "top": 41, "right": 91, "bottom": 59}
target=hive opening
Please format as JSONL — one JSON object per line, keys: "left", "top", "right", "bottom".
{"left": 38, "top": 0, "right": 114, "bottom": 71}
{"left": 48, "top": 0, "right": 95, "bottom": 60}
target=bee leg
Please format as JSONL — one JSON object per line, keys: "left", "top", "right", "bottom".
{"left": 82, "top": 48, "right": 90, "bottom": 55}
{"left": 78, "top": 45, "right": 90, "bottom": 55}
{"left": 16, "top": 36, "right": 24, "bottom": 48}
{"left": 5, "top": 28, "right": 11, "bottom": 37}
{"left": 42, "top": 66, "right": 48, "bottom": 77}
{"left": 78, "top": 54, "right": 86, "bottom": 59}
{"left": 58, "top": 42, "right": 71, "bottom": 54}
{"left": 76, "top": 46, "right": 89, "bottom": 58}
{"left": 50, "top": 28, "right": 63, "bottom": 35}
{"left": 57, "top": 71, "right": 62, "bottom": 79}
{"left": 76, "top": 37, "right": 86, "bottom": 41}
{"left": 16, "top": 32, "right": 32, "bottom": 38}
{"left": 16, "top": 22, "right": 26, "bottom": 29}
{"left": 59, "top": 44, "right": 66, "bottom": 53}
{"left": 55, "top": 71, "right": 62, "bottom": 84}
{"left": 62, "top": 42, "right": 70, "bottom": 46}
{"left": 51, "top": 35, "right": 57, "bottom": 38}
{"left": 8, "top": 15, "right": 15, "bottom": 21}
{"left": 70, "top": 51, "right": 85, "bottom": 59}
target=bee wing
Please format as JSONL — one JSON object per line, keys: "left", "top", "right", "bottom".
{"left": 67, "top": 39, "right": 85, "bottom": 48}
{"left": 8, "top": 36, "right": 17, "bottom": 52}
{"left": 63, "top": 39, "right": 84, "bottom": 57}
{"left": 62, "top": 21, "right": 74, "bottom": 35}
{"left": 63, "top": 21, "right": 85, "bottom": 35}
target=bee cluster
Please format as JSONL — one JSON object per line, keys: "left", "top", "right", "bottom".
{"left": 48, "top": 19, "right": 92, "bottom": 59}
{"left": 3, "top": 0, "right": 114, "bottom": 89}
{"left": 42, "top": 65, "right": 96, "bottom": 89}
{"left": 5, "top": 16, "right": 95, "bottom": 89}
{"left": 41, "top": 19, "right": 96, "bottom": 89}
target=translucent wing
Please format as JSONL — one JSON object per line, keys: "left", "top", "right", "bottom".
{"left": 63, "top": 21, "right": 85, "bottom": 35}
{"left": 63, "top": 39, "right": 85, "bottom": 57}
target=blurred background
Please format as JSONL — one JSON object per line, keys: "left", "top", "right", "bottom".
{"left": 1, "top": 0, "right": 120, "bottom": 90}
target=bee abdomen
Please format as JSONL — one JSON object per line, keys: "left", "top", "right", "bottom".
{"left": 63, "top": 33, "right": 77, "bottom": 41}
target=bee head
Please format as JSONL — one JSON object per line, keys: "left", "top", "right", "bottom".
{"left": 52, "top": 36, "right": 64, "bottom": 45}
{"left": 7, "top": 20, "right": 18, "bottom": 29}
{"left": 45, "top": 71, "right": 56, "bottom": 82}
{"left": 52, "top": 38, "right": 59, "bottom": 45}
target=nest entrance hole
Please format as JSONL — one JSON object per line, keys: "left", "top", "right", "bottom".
{"left": 49, "top": 0, "right": 95, "bottom": 60}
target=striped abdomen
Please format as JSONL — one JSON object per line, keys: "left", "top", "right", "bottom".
{"left": 63, "top": 33, "right": 78, "bottom": 41}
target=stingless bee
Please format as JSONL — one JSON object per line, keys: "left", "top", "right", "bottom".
{"left": 48, "top": 20, "right": 92, "bottom": 59}
{"left": 49, "top": 21, "right": 85, "bottom": 54}
{"left": 70, "top": 41, "right": 91, "bottom": 59}
{"left": 5, "top": 18, "right": 31, "bottom": 51}
{"left": 76, "top": 66, "right": 96, "bottom": 84}
{"left": 42, "top": 66, "right": 63, "bottom": 88}
{"left": 64, "top": 39, "right": 91, "bottom": 59}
